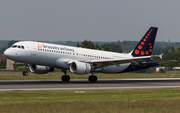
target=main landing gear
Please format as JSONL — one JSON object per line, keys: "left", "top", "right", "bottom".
{"left": 61, "top": 69, "right": 70, "bottom": 82}
{"left": 88, "top": 73, "right": 97, "bottom": 83}
{"left": 23, "top": 64, "right": 28, "bottom": 76}
{"left": 61, "top": 70, "right": 97, "bottom": 83}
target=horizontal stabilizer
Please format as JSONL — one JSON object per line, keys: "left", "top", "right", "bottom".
{"left": 142, "top": 60, "right": 177, "bottom": 65}
{"left": 151, "top": 54, "right": 163, "bottom": 59}
{"left": 158, "top": 60, "right": 177, "bottom": 64}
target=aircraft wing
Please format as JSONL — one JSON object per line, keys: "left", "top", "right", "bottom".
{"left": 67, "top": 54, "right": 163, "bottom": 69}
{"left": 82, "top": 56, "right": 153, "bottom": 68}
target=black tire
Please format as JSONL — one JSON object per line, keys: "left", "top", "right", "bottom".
{"left": 61, "top": 75, "right": 70, "bottom": 82}
{"left": 88, "top": 76, "right": 93, "bottom": 82}
{"left": 65, "top": 75, "right": 70, "bottom": 82}
{"left": 23, "top": 71, "right": 28, "bottom": 76}
{"left": 88, "top": 76, "right": 97, "bottom": 83}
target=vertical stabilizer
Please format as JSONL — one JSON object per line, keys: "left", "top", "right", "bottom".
{"left": 131, "top": 27, "right": 158, "bottom": 57}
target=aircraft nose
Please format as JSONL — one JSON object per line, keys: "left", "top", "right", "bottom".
{"left": 4, "top": 49, "right": 12, "bottom": 58}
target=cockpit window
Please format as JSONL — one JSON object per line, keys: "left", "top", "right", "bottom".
{"left": 12, "top": 45, "right": 17, "bottom": 48}
{"left": 21, "top": 46, "right": 25, "bottom": 49}
{"left": 11, "top": 45, "right": 25, "bottom": 49}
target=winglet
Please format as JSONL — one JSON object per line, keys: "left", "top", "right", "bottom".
{"left": 131, "top": 27, "right": 158, "bottom": 57}
{"left": 151, "top": 54, "right": 163, "bottom": 59}
{"left": 159, "top": 54, "right": 163, "bottom": 59}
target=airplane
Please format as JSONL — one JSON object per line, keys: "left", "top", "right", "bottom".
{"left": 4, "top": 27, "right": 171, "bottom": 82}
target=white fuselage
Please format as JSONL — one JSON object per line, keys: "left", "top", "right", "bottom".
{"left": 4, "top": 41, "right": 134, "bottom": 73}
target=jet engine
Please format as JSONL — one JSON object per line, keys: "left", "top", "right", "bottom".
{"left": 29, "top": 65, "right": 54, "bottom": 74}
{"left": 70, "top": 61, "right": 91, "bottom": 74}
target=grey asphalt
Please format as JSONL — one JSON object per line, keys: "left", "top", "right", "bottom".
{"left": 0, "top": 78, "right": 180, "bottom": 91}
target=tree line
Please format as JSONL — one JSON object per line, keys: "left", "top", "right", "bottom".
{"left": 77, "top": 40, "right": 123, "bottom": 53}
{"left": 0, "top": 59, "right": 6, "bottom": 69}
{"left": 156, "top": 46, "right": 180, "bottom": 68}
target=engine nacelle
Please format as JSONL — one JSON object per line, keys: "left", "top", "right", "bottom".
{"left": 70, "top": 62, "right": 91, "bottom": 74}
{"left": 29, "top": 65, "right": 54, "bottom": 74}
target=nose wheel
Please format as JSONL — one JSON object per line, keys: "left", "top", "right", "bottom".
{"left": 23, "top": 64, "right": 28, "bottom": 76}
{"left": 23, "top": 71, "right": 28, "bottom": 76}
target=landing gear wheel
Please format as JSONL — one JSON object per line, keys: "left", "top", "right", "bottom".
{"left": 88, "top": 76, "right": 97, "bottom": 83}
{"left": 22, "top": 63, "right": 29, "bottom": 76}
{"left": 23, "top": 71, "right": 28, "bottom": 76}
{"left": 61, "top": 75, "right": 70, "bottom": 82}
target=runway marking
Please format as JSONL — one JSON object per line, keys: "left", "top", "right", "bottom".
{"left": 1, "top": 86, "right": 180, "bottom": 92}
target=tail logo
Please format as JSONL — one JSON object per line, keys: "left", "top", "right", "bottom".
{"left": 141, "top": 42, "right": 145, "bottom": 45}
{"left": 134, "top": 28, "right": 154, "bottom": 56}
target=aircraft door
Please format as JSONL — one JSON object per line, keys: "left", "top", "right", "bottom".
{"left": 30, "top": 43, "right": 41, "bottom": 64}
{"left": 30, "top": 43, "right": 37, "bottom": 56}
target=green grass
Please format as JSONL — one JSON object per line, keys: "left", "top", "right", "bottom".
{"left": 1, "top": 71, "right": 180, "bottom": 112}
{"left": 0, "top": 71, "right": 180, "bottom": 80}
{"left": 0, "top": 88, "right": 180, "bottom": 113}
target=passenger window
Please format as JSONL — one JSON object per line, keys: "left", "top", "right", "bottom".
{"left": 18, "top": 45, "right": 21, "bottom": 48}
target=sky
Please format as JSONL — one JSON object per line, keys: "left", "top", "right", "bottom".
{"left": 1, "top": 0, "right": 180, "bottom": 42}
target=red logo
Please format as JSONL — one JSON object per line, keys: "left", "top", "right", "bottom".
{"left": 149, "top": 49, "right": 152, "bottom": 52}
{"left": 138, "top": 45, "right": 142, "bottom": 49}
{"left": 141, "top": 42, "right": 145, "bottom": 45}
{"left": 38, "top": 43, "right": 42, "bottom": 48}
{"left": 141, "top": 51, "right": 145, "bottom": 55}
{"left": 146, "top": 51, "right": 149, "bottom": 55}
{"left": 135, "top": 49, "right": 139, "bottom": 54}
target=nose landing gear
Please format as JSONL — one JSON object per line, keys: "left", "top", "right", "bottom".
{"left": 23, "top": 64, "right": 28, "bottom": 76}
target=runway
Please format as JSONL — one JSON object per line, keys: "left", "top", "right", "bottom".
{"left": 0, "top": 78, "right": 180, "bottom": 91}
